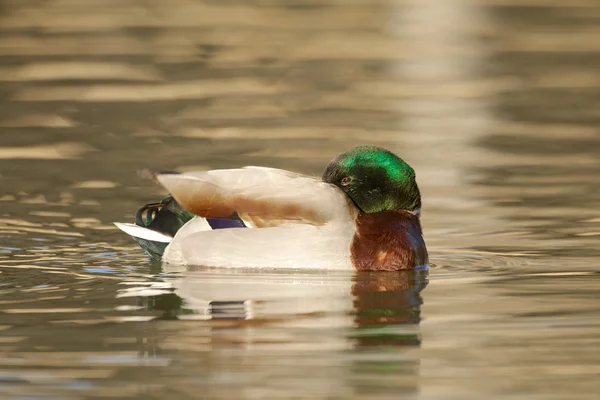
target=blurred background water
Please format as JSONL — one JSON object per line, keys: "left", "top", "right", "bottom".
{"left": 1, "top": 0, "right": 600, "bottom": 399}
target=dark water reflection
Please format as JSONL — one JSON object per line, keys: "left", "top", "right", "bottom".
{"left": 1, "top": 0, "right": 600, "bottom": 398}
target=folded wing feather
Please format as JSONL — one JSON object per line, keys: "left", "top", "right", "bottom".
{"left": 156, "top": 167, "right": 352, "bottom": 228}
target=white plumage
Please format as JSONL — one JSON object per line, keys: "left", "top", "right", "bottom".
{"left": 117, "top": 167, "right": 358, "bottom": 269}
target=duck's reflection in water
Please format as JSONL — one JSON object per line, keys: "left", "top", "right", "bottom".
{"left": 122, "top": 266, "right": 428, "bottom": 398}
{"left": 352, "top": 270, "right": 426, "bottom": 347}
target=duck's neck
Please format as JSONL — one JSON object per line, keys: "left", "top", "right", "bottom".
{"left": 350, "top": 210, "right": 428, "bottom": 271}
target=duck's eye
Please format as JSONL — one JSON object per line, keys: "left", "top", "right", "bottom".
{"left": 341, "top": 176, "right": 354, "bottom": 186}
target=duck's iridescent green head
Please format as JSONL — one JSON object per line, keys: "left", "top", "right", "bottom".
{"left": 322, "top": 146, "right": 421, "bottom": 214}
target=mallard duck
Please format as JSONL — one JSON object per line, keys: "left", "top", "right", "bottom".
{"left": 114, "top": 146, "right": 428, "bottom": 270}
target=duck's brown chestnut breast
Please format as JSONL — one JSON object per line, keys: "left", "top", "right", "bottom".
{"left": 350, "top": 210, "right": 428, "bottom": 271}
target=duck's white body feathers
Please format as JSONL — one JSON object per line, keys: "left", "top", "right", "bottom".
{"left": 164, "top": 223, "right": 354, "bottom": 270}
{"left": 151, "top": 167, "right": 357, "bottom": 269}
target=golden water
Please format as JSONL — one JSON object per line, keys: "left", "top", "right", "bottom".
{"left": 1, "top": 0, "right": 599, "bottom": 398}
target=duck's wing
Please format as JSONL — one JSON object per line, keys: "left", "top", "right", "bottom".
{"left": 156, "top": 167, "right": 354, "bottom": 228}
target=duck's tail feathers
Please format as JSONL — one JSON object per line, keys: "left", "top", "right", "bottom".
{"left": 114, "top": 223, "right": 172, "bottom": 243}
{"left": 114, "top": 222, "right": 173, "bottom": 260}
{"left": 116, "top": 193, "right": 248, "bottom": 260}
{"left": 115, "top": 195, "right": 196, "bottom": 260}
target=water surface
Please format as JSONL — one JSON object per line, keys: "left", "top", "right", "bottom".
{"left": 1, "top": 0, "right": 600, "bottom": 398}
